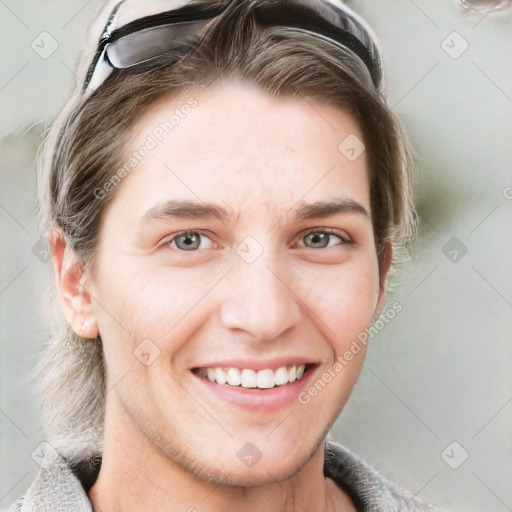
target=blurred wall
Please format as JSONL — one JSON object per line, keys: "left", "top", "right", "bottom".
{"left": 1, "top": 1, "right": 511, "bottom": 511}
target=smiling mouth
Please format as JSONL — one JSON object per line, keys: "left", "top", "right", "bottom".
{"left": 192, "top": 364, "right": 315, "bottom": 390}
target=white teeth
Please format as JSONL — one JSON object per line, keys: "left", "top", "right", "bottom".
{"left": 241, "top": 369, "right": 257, "bottom": 388}
{"left": 257, "top": 369, "right": 275, "bottom": 389}
{"left": 274, "top": 366, "right": 288, "bottom": 386}
{"left": 200, "top": 364, "right": 309, "bottom": 389}
{"left": 214, "top": 368, "right": 227, "bottom": 385}
{"left": 227, "top": 367, "right": 241, "bottom": 386}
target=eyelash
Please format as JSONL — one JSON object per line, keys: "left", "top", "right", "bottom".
{"left": 298, "top": 228, "right": 353, "bottom": 247}
{"left": 163, "top": 230, "right": 214, "bottom": 251}
{"left": 161, "top": 228, "right": 352, "bottom": 251}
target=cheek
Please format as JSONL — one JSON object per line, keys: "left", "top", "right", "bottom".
{"left": 293, "top": 256, "right": 380, "bottom": 346}
{"left": 91, "top": 260, "right": 214, "bottom": 358}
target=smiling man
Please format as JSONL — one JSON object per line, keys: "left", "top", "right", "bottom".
{"left": 79, "top": 82, "right": 386, "bottom": 510}
{"left": 5, "top": 1, "right": 445, "bottom": 511}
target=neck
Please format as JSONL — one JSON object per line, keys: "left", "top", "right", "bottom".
{"left": 88, "top": 402, "right": 354, "bottom": 512}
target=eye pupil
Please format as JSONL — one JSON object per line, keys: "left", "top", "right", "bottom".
{"left": 177, "top": 233, "right": 200, "bottom": 250}
{"left": 306, "top": 232, "right": 329, "bottom": 248}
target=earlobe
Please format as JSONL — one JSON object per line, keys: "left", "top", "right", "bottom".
{"left": 49, "top": 228, "right": 99, "bottom": 339}
{"left": 372, "top": 240, "right": 393, "bottom": 322}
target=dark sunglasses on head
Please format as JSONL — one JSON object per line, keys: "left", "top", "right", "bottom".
{"left": 83, "top": 0, "right": 381, "bottom": 97}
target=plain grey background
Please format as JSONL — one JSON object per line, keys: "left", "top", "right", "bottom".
{"left": 1, "top": 1, "right": 511, "bottom": 511}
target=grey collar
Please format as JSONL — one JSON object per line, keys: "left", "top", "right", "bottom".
{"left": 6, "top": 439, "right": 444, "bottom": 511}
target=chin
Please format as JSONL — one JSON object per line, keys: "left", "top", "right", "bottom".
{"left": 203, "top": 456, "right": 309, "bottom": 488}
{"left": 163, "top": 436, "right": 318, "bottom": 489}
{"left": 205, "top": 435, "right": 324, "bottom": 488}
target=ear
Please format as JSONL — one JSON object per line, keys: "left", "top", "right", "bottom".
{"left": 372, "top": 240, "right": 393, "bottom": 322}
{"left": 49, "top": 228, "right": 99, "bottom": 339}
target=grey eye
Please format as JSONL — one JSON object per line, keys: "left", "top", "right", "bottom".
{"left": 172, "top": 231, "right": 205, "bottom": 251}
{"left": 164, "top": 230, "right": 215, "bottom": 252}
{"left": 303, "top": 232, "right": 343, "bottom": 249}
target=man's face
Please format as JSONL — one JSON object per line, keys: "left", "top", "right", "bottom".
{"left": 86, "top": 81, "right": 387, "bottom": 485}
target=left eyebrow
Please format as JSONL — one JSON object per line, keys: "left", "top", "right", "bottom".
{"left": 291, "top": 198, "right": 369, "bottom": 220}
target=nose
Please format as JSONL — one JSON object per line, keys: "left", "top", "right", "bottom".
{"left": 219, "top": 248, "right": 301, "bottom": 342}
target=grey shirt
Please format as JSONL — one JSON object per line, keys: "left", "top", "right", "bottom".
{"left": 3, "top": 439, "right": 445, "bottom": 511}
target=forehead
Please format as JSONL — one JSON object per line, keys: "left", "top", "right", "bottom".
{"left": 114, "top": 80, "right": 370, "bottom": 219}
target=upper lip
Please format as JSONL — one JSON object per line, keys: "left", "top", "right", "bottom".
{"left": 192, "top": 358, "right": 319, "bottom": 372}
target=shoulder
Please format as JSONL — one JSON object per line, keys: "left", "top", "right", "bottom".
{"left": 1, "top": 453, "right": 93, "bottom": 512}
{"left": 324, "top": 438, "right": 446, "bottom": 511}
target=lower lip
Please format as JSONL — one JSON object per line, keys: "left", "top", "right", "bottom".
{"left": 191, "top": 366, "right": 317, "bottom": 412}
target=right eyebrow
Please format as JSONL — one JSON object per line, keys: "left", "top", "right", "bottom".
{"left": 139, "top": 200, "right": 233, "bottom": 225}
